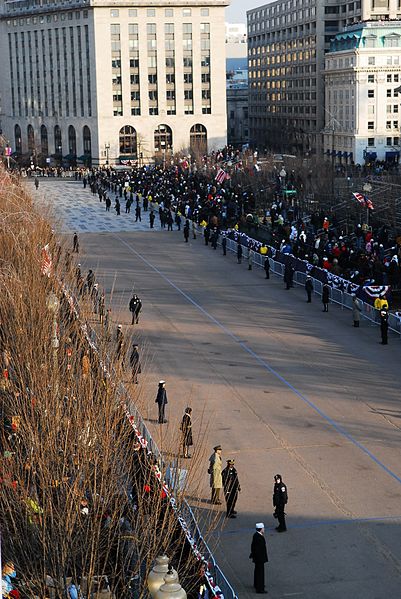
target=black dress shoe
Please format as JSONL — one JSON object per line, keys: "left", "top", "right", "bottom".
{"left": 256, "top": 590, "right": 268, "bottom": 594}
{"left": 232, "top": 510, "right": 237, "bottom": 514}
{"left": 229, "top": 514, "right": 237, "bottom": 518}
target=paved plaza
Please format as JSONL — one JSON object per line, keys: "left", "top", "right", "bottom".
{"left": 26, "top": 178, "right": 158, "bottom": 233}
{"left": 30, "top": 179, "right": 401, "bottom": 598}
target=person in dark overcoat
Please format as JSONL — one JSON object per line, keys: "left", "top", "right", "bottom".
{"left": 322, "top": 283, "right": 330, "bottom": 312}
{"left": 380, "top": 308, "right": 389, "bottom": 344}
{"left": 273, "top": 473, "right": 288, "bottom": 532}
{"left": 222, "top": 459, "right": 241, "bottom": 518}
{"left": 305, "top": 275, "right": 313, "bottom": 302}
{"left": 180, "top": 407, "right": 193, "bottom": 458}
{"left": 264, "top": 257, "right": 270, "bottom": 279}
{"left": 155, "top": 381, "right": 168, "bottom": 423}
{"left": 249, "top": 523, "right": 268, "bottom": 594}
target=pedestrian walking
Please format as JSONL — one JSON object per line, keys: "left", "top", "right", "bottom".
{"left": 129, "top": 293, "right": 142, "bottom": 324}
{"left": 237, "top": 243, "right": 243, "bottom": 264}
{"left": 73, "top": 232, "right": 79, "bottom": 253}
{"left": 273, "top": 473, "right": 288, "bottom": 532}
{"left": 180, "top": 407, "right": 193, "bottom": 458}
{"left": 380, "top": 308, "right": 389, "bottom": 344}
{"left": 222, "top": 235, "right": 227, "bottom": 256}
{"left": 248, "top": 249, "right": 254, "bottom": 270}
{"left": 249, "top": 523, "right": 268, "bottom": 594}
{"left": 208, "top": 445, "right": 223, "bottom": 505}
{"left": 322, "top": 283, "right": 330, "bottom": 312}
{"left": 352, "top": 294, "right": 362, "bottom": 327}
{"left": 222, "top": 459, "right": 241, "bottom": 518}
{"left": 192, "top": 221, "right": 197, "bottom": 239}
{"left": 305, "top": 275, "right": 313, "bottom": 302}
{"left": 149, "top": 211, "right": 155, "bottom": 228}
{"left": 167, "top": 212, "right": 174, "bottom": 231}
{"left": 115, "top": 198, "right": 121, "bottom": 215}
{"left": 155, "top": 381, "right": 168, "bottom": 423}
{"left": 105, "top": 196, "right": 111, "bottom": 212}
{"left": 264, "top": 257, "right": 270, "bottom": 279}
{"left": 129, "top": 343, "right": 141, "bottom": 384}
{"left": 135, "top": 205, "right": 142, "bottom": 222}
{"left": 175, "top": 213, "right": 182, "bottom": 230}
{"left": 34, "top": 177, "right": 39, "bottom": 189}
{"left": 211, "top": 228, "right": 218, "bottom": 250}
{"left": 183, "top": 220, "right": 190, "bottom": 243}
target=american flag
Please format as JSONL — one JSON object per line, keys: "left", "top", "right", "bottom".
{"left": 365, "top": 197, "right": 374, "bottom": 210}
{"left": 41, "top": 244, "right": 52, "bottom": 277}
{"left": 215, "top": 168, "right": 229, "bottom": 184}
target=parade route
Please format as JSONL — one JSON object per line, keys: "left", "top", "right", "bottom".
{"left": 35, "top": 179, "right": 401, "bottom": 598}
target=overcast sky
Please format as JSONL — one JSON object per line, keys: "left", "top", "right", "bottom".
{"left": 225, "top": 0, "right": 268, "bottom": 23}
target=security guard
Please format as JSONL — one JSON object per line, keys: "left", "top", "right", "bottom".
{"left": 273, "top": 473, "right": 288, "bottom": 532}
{"left": 380, "top": 309, "right": 389, "bottom": 345}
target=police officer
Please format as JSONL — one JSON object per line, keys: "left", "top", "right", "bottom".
{"left": 222, "top": 459, "right": 241, "bottom": 518}
{"left": 273, "top": 473, "right": 288, "bottom": 532}
{"left": 380, "top": 308, "right": 389, "bottom": 345}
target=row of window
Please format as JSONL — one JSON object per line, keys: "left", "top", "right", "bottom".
{"left": 367, "top": 137, "right": 400, "bottom": 146}
{"left": 15, "top": 123, "right": 92, "bottom": 156}
{"left": 8, "top": 26, "right": 92, "bottom": 119}
{"left": 7, "top": 10, "right": 88, "bottom": 26}
{"left": 110, "top": 7, "right": 209, "bottom": 18}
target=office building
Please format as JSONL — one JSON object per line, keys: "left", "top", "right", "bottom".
{"left": 324, "top": 22, "right": 401, "bottom": 164}
{"left": 0, "top": 0, "right": 229, "bottom": 165}
{"left": 247, "top": 0, "right": 401, "bottom": 155}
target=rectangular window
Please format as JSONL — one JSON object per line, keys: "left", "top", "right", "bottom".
{"left": 387, "top": 137, "right": 392, "bottom": 145}
{"left": 368, "top": 74, "right": 375, "bottom": 82}
{"left": 386, "top": 120, "right": 392, "bottom": 129}
{"left": 387, "top": 89, "right": 392, "bottom": 97}
{"left": 165, "top": 8, "right": 174, "bottom": 16}
{"left": 368, "top": 138, "right": 375, "bottom": 146}
{"left": 368, "top": 121, "right": 374, "bottom": 129}
{"left": 201, "top": 8, "right": 209, "bottom": 16}
{"left": 110, "top": 9, "right": 119, "bottom": 17}
{"left": 394, "top": 137, "right": 399, "bottom": 145}
{"left": 368, "top": 57, "right": 375, "bottom": 65}
{"left": 387, "top": 74, "right": 392, "bottom": 82}
{"left": 395, "top": 104, "right": 399, "bottom": 113}
{"left": 183, "top": 8, "right": 192, "bottom": 16}
{"left": 128, "top": 9, "right": 137, "bottom": 17}
{"left": 147, "top": 9, "right": 156, "bottom": 17}
{"left": 394, "top": 120, "right": 399, "bottom": 128}
{"left": 368, "top": 89, "right": 374, "bottom": 98}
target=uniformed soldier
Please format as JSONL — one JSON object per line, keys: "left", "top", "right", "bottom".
{"left": 249, "top": 523, "right": 268, "bottom": 594}
{"left": 222, "top": 459, "right": 241, "bottom": 518}
{"left": 380, "top": 309, "right": 389, "bottom": 345}
{"left": 273, "top": 473, "right": 288, "bottom": 532}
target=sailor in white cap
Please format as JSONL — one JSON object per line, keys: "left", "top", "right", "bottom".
{"left": 249, "top": 522, "right": 268, "bottom": 593}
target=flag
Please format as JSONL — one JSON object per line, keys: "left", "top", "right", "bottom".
{"left": 353, "top": 192, "right": 366, "bottom": 206}
{"left": 365, "top": 197, "right": 374, "bottom": 210}
{"left": 215, "top": 168, "right": 229, "bottom": 184}
{"left": 41, "top": 244, "right": 52, "bottom": 277}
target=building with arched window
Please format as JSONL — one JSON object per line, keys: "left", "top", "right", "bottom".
{"left": 0, "top": 0, "right": 228, "bottom": 165}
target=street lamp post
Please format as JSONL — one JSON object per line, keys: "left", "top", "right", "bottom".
{"left": 105, "top": 142, "right": 110, "bottom": 166}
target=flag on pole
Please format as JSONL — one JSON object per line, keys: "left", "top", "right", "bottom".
{"left": 215, "top": 168, "right": 229, "bottom": 184}
{"left": 41, "top": 244, "right": 52, "bottom": 277}
{"left": 365, "top": 197, "right": 374, "bottom": 210}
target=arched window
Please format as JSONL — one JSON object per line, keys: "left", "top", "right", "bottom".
{"left": 14, "top": 124, "right": 22, "bottom": 154}
{"left": 54, "top": 125, "right": 62, "bottom": 155}
{"left": 40, "top": 125, "right": 48, "bottom": 156}
{"left": 68, "top": 125, "right": 77, "bottom": 155}
{"left": 119, "top": 125, "right": 137, "bottom": 157}
{"left": 154, "top": 124, "right": 173, "bottom": 153}
{"left": 27, "top": 124, "right": 35, "bottom": 153}
{"left": 83, "top": 125, "right": 91, "bottom": 156}
{"left": 190, "top": 124, "right": 207, "bottom": 155}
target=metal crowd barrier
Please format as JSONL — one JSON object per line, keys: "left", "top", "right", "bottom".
{"left": 221, "top": 235, "right": 401, "bottom": 338}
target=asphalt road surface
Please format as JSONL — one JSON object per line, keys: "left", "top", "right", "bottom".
{"left": 32, "top": 180, "right": 401, "bottom": 598}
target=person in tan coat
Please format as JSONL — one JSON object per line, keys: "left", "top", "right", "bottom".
{"left": 208, "top": 445, "right": 223, "bottom": 504}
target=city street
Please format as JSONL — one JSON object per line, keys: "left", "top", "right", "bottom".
{"left": 34, "top": 179, "right": 401, "bottom": 598}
